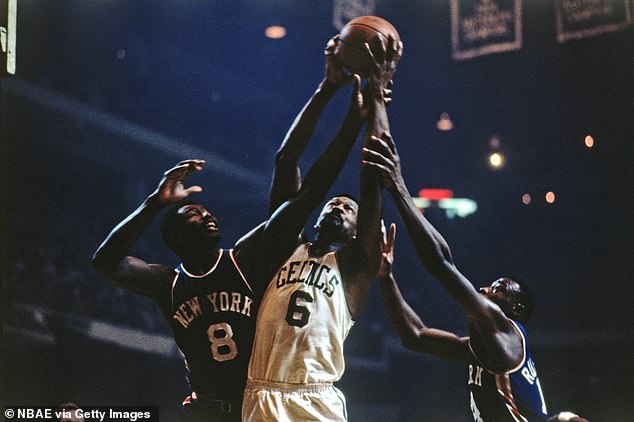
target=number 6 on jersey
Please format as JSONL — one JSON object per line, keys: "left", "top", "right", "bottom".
{"left": 286, "top": 290, "right": 314, "bottom": 327}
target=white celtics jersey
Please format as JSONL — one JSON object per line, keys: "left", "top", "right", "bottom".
{"left": 248, "top": 243, "right": 354, "bottom": 384}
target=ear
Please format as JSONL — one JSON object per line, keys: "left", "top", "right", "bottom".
{"left": 512, "top": 302, "right": 525, "bottom": 317}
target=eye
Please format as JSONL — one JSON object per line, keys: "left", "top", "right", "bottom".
{"left": 186, "top": 208, "right": 202, "bottom": 217}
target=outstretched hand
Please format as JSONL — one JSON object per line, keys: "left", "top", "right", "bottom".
{"left": 324, "top": 35, "right": 354, "bottom": 89}
{"left": 378, "top": 220, "right": 396, "bottom": 279}
{"left": 362, "top": 132, "right": 404, "bottom": 192}
{"left": 364, "top": 35, "right": 403, "bottom": 97}
{"left": 151, "top": 159, "right": 204, "bottom": 206}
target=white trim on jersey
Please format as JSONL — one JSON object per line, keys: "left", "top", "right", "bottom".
{"left": 229, "top": 248, "right": 253, "bottom": 294}
{"left": 467, "top": 319, "right": 527, "bottom": 375}
{"left": 170, "top": 268, "right": 181, "bottom": 311}
{"left": 506, "top": 320, "right": 527, "bottom": 374}
{"left": 180, "top": 249, "right": 224, "bottom": 278}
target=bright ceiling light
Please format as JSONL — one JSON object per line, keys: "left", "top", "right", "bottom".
{"left": 489, "top": 152, "right": 504, "bottom": 168}
{"left": 436, "top": 113, "right": 453, "bottom": 131}
{"left": 265, "top": 25, "right": 287, "bottom": 39}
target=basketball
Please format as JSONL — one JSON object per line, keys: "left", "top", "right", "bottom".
{"left": 335, "top": 16, "right": 401, "bottom": 77}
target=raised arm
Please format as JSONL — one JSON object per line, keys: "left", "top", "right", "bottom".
{"left": 378, "top": 222, "right": 469, "bottom": 363}
{"left": 339, "top": 36, "right": 403, "bottom": 318}
{"left": 363, "top": 135, "right": 523, "bottom": 371}
{"left": 259, "top": 75, "right": 367, "bottom": 272}
{"left": 92, "top": 160, "right": 204, "bottom": 296}
{"left": 268, "top": 36, "right": 352, "bottom": 214}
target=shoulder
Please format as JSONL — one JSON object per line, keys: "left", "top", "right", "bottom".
{"left": 468, "top": 318, "right": 526, "bottom": 374}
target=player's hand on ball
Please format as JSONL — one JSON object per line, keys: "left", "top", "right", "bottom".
{"left": 324, "top": 35, "right": 353, "bottom": 89}
{"left": 152, "top": 160, "right": 204, "bottom": 206}
{"left": 365, "top": 35, "right": 403, "bottom": 97}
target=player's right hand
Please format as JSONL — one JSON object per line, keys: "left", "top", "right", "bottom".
{"left": 324, "top": 35, "right": 353, "bottom": 89}
{"left": 364, "top": 35, "right": 403, "bottom": 96}
{"left": 151, "top": 160, "right": 204, "bottom": 206}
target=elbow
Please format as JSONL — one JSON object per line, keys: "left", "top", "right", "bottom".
{"left": 426, "top": 259, "right": 452, "bottom": 280}
{"left": 274, "top": 148, "right": 297, "bottom": 168}
{"left": 401, "top": 334, "right": 420, "bottom": 352}
{"left": 400, "top": 328, "right": 426, "bottom": 352}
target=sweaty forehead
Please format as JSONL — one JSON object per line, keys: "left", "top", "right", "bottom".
{"left": 178, "top": 203, "right": 207, "bottom": 214}
{"left": 329, "top": 196, "right": 358, "bottom": 209}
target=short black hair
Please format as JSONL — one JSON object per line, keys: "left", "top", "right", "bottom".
{"left": 505, "top": 276, "right": 536, "bottom": 324}
{"left": 160, "top": 200, "right": 197, "bottom": 252}
{"left": 332, "top": 193, "right": 358, "bottom": 205}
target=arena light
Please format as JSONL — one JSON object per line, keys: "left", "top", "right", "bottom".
{"left": 545, "top": 191, "right": 556, "bottom": 204}
{"left": 522, "top": 194, "right": 531, "bottom": 205}
{"left": 418, "top": 188, "right": 454, "bottom": 201}
{"left": 488, "top": 152, "right": 504, "bottom": 169}
{"left": 436, "top": 112, "right": 453, "bottom": 131}
{"left": 265, "top": 25, "right": 287, "bottom": 39}
{"left": 584, "top": 135, "right": 594, "bottom": 148}
{"left": 438, "top": 198, "right": 478, "bottom": 219}
{"left": 414, "top": 189, "right": 477, "bottom": 219}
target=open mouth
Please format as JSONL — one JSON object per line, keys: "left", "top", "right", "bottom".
{"left": 205, "top": 220, "right": 219, "bottom": 231}
{"left": 323, "top": 212, "right": 343, "bottom": 226}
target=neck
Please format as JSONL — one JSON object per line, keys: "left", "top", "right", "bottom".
{"left": 311, "top": 234, "right": 346, "bottom": 256}
{"left": 180, "top": 247, "right": 221, "bottom": 275}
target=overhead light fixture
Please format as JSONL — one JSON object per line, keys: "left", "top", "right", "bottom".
{"left": 265, "top": 25, "right": 287, "bottom": 39}
{"left": 436, "top": 112, "right": 453, "bottom": 131}
{"left": 584, "top": 135, "right": 594, "bottom": 148}
{"left": 488, "top": 152, "right": 504, "bottom": 168}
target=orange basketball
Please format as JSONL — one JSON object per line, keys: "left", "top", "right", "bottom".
{"left": 334, "top": 16, "right": 400, "bottom": 77}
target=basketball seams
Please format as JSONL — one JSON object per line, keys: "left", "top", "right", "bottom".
{"left": 345, "top": 22, "right": 393, "bottom": 41}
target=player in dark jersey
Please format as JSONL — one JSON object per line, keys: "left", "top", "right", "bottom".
{"left": 362, "top": 133, "right": 548, "bottom": 421}
{"left": 92, "top": 37, "right": 372, "bottom": 422}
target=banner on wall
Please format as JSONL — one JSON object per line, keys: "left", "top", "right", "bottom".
{"left": 333, "top": 0, "right": 377, "bottom": 31}
{"left": 451, "top": 0, "right": 522, "bottom": 60}
{"left": 556, "top": 0, "right": 630, "bottom": 42}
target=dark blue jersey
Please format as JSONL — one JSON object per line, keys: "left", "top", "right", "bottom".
{"left": 158, "top": 249, "right": 257, "bottom": 404}
{"left": 467, "top": 321, "right": 548, "bottom": 422}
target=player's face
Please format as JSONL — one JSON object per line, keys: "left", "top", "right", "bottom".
{"left": 177, "top": 204, "right": 221, "bottom": 243}
{"left": 314, "top": 196, "right": 359, "bottom": 242}
{"left": 479, "top": 278, "right": 520, "bottom": 317}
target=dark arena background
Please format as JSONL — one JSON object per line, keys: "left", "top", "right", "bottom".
{"left": 2, "top": 1, "right": 633, "bottom": 421}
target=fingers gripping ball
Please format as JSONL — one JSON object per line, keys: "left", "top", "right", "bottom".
{"left": 335, "top": 16, "right": 400, "bottom": 77}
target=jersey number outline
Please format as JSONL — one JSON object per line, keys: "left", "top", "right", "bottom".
{"left": 207, "top": 322, "right": 238, "bottom": 362}
{"left": 285, "top": 290, "right": 314, "bottom": 327}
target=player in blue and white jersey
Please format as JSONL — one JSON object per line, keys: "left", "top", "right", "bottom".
{"left": 363, "top": 133, "right": 548, "bottom": 422}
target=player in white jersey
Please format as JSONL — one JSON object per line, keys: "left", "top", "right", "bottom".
{"left": 243, "top": 36, "right": 403, "bottom": 421}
